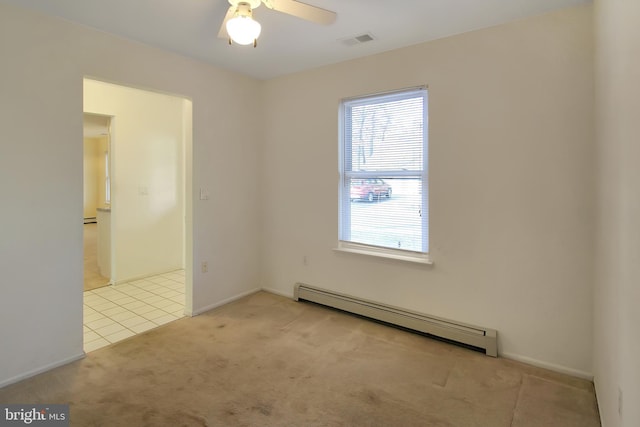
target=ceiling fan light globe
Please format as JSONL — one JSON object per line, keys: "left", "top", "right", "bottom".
{"left": 226, "top": 16, "right": 261, "bottom": 45}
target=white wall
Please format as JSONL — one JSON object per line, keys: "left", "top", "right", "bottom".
{"left": 0, "top": 0, "right": 603, "bottom": 393}
{"left": 261, "top": 5, "right": 595, "bottom": 377}
{"left": 84, "top": 79, "right": 185, "bottom": 283}
{"left": 0, "top": 2, "right": 261, "bottom": 386}
{"left": 83, "top": 137, "right": 100, "bottom": 218}
{"left": 593, "top": 0, "right": 640, "bottom": 425}
{"left": 96, "top": 136, "right": 108, "bottom": 208}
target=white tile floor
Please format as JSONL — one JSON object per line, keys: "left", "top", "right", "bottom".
{"left": 84, "top": 270, "right": 186, "bottom": 352}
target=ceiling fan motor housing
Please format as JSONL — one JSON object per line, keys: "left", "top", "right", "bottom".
{"left": 228, "top": 0, "right": 262, "bottom": 9}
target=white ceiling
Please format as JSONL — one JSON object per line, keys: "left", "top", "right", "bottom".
{"left": 1, "top": 0, "right": 589, "bottom": 80}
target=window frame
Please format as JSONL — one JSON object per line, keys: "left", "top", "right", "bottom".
{"left": 337, "top": 86, "right": 431, "bottom": 264}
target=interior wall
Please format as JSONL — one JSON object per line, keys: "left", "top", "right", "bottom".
{"left": 0, "top": 2, "right": 261, "bottom": 387}
{"left": 593, "top": 0, "right": 640, "bottom": 425}
{"left": 83, "top": 137, "right": 100, "bottom": 218}
{"left": 84, "top": 79, "right": 185, "bottom": 283}
{"left": 261, "top": 5, "right": 595, "bottom": 376}
{"left": 96, "top": 136, "right": 108, "bottom": 207}
{"left": 0, "top": 0, "right": 603, "bottom": 394}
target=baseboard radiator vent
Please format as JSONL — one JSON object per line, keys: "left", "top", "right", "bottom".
{"left": 294, "top": 283, "right": 497, "bottom": 357}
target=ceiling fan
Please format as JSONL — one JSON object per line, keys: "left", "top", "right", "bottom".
{"left": 218, "top": 0, "right": 337, "bottom": 47}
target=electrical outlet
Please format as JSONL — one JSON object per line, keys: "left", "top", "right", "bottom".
{"left": 201, "top": 261, "right": 208, "bottom": 273}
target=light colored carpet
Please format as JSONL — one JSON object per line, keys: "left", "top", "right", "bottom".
{"left": 84, "top": 223, "right": 109, "bottom": 291}
{"left": 0, "top": 292, "right": 600, "bottom": 426}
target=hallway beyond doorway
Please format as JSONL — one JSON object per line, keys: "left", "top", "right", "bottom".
{"left": 83, "top": 223, "right": 109, "bottom": 291}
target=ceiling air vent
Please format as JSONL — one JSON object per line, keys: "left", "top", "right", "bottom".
{"left": 339, "top": 33, "right": 376, "bottom": 47}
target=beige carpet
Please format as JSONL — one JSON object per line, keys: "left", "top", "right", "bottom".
{"left": 84, "top": 223, "right": 109, "bottom": 291}
{"left": 0, "top": 292, "right": 600, "bottom": 426}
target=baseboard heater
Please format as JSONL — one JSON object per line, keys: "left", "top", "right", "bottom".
{"left": 294, "top": 283, "right": 497, "bottom": 357}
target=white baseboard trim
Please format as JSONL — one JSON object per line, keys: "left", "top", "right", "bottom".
{"left": 261, "top": 286, "right": 294, "bottom": 298}
{"left": 0, "top": 352, "right": 85, "bottom": 389}
{"left": 501, "top": 352, "right": 593, "bottom": 381}
{"left": 191, "top": 288, "right": 261, "bottom": 316}
{"left": 113, "top": 268, "right": 184, "bottom": 286}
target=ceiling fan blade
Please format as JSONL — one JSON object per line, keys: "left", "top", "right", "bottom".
{"left": 218, "top": 6, "right": 235, "bottom": 39}
{"left": 269, "top": 0, "right": 336, "bottom": 25}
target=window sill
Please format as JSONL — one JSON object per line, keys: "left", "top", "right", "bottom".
{"left": 333, "top": 243, "right": 433, "bottom": 265}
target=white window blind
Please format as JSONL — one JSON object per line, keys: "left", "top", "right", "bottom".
{"left": 339, "top": 87, "right": 428, "bottom": 254}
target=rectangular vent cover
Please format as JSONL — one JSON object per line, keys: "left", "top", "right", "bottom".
{"left": 294, "top": 283, "right": 497, "bottom": 357}
{"left": 339, "top": 33, "right": 376, "bottom": 47}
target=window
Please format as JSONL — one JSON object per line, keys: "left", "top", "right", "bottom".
{"left": 338, "top": 87, "right": 429, "bottom": 261}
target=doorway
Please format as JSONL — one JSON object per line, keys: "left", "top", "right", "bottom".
{"left": 83, "top": 113, "right": 111, "bottom": 291}
{"left": 82, "top": 79, "right": 192, "bottom": 352}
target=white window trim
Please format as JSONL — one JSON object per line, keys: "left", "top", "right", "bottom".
{"left": 338, "top": 86, "right": 430, "bottom": 260}
{"left": 334, "top": 241, "right": 433, "bottom": 265}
